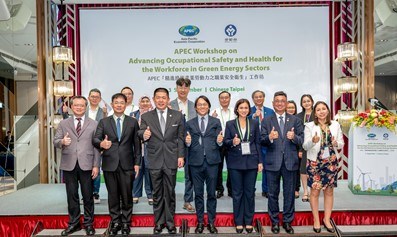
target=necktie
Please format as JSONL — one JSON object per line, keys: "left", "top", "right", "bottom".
{"left": 279, "top": 116, "right": 285, "bottom": 137}
{"left": 76, "top": 118, "right": 81, "bottom": 135}
{"left": 160, "top": 111, "right": 166, "bottom": 135}
{"left": 117, "top": 117, "right": 121, "bottom": 141}
{"left": 200, "top": 117, "right": 205, "bottom": 134}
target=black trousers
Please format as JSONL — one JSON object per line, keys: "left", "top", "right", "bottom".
{"left": 103, "top": 165, "right": 135, "bottom": 225}
{"left": 216, "top": 146, "right": 232, "bottom": 194}
{"left": 149, "top": 167, "right": 177, "bottom": 228}
{"left": 63, "top": 162, "right": 94, "bottom": 227}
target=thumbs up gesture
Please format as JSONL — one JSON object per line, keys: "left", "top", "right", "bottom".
{"left": 100, "top": 135, "right": 112, "bottom": 150}
{"left": 62, "top": 132, "right": 71, "bottom": 146}
{"left": 331, "top": 136, "right": 338, "bottom": 147}
{"left": 233, "top": 134, "right": 241, "bottom": 146}
{"left": 217, "top": 131, "right": 223, "bottom": 144}
{"left": 286, "top": 127, "right": 295, "bottom": 140}
{"left": 253, "top": 109, "right": 261, "bottom": 119}
{"left": 143, "top": 126, "right": 151, "bottom": 141}
{"left": 62, "top": 102, "right": 68, "bottom": 113}
{"left": 312, "top": 132, "right": 320, "bottom": 143}
{"left": 212, "top": 110, "right": 218, "bottom": 118}
{"left": 185, "top": 131, "right": 192, "bottom": 144}
{"left": 269, "top": 126, "right": 279, "bottom": 140}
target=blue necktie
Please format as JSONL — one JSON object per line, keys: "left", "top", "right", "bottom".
{"left": 279, "top": 116, "right": 285, "bottom": 137}
{"left": 117, "top": 117, "right": 121, "bottom": 141}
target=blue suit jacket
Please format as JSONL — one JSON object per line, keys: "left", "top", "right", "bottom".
{"left": 260, "top": 113, "right": 303, "bottom": 171}
{"left": 249, "top": 106, "right": 275, "bottom": 125}
{"left": 224, "top": 118, "right": 262, "bottom": 170}
{"left": 186, "top": 116, "right": 222, "bottom": 166}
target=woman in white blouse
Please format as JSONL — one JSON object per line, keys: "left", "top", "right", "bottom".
{"left": 302, "top": 101, "right": 344, "bottom": 233}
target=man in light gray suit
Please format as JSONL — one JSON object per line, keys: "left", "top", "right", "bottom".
{"left": 54, "top": 96, "right": 100, "bottom": 236}
{"left": 138, "top": 87, "right": 185, "bottom": 234}
{"left": 169, "top": 78, "right": 196, "bottom": 213}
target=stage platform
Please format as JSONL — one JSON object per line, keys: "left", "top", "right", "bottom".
{"left": 1, "top": 181, "right": 397, "bottom": 236}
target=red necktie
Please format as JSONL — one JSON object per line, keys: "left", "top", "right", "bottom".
{"left": 76, "top": 118, "right": 82, "bottom": 135}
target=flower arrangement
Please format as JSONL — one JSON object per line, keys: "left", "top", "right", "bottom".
{"left": 353, "top": 109, "right": 396, "bottom": 132}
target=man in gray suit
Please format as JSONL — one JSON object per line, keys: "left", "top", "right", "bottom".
{"left": 53, "top": 96, "right": 100, "bottom": 236}
{"left": 93, "top": 93, "right": 141, "bottom": 236}
{"left": 169, "top": 78, "right": 196, "bottom": 213}
{"left": 138, "top": 87, "right": 185, "bottom": 234}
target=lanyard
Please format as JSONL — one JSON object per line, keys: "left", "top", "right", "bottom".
{"left": 235, "top": 118, "right": 250, "bottom": 142}
{"left": 304, "top": 113, "right": 311, "bottom": 123}
{"left": 220, "top": 109, "right": 231, "bottom": 128}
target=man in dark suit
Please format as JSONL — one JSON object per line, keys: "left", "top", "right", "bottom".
{"left": 185, "top": 95, "right": 222, "bottom": 234}
{"left": 138, "top": 87, "right": 185, "bottom": 234}
{"left": 53, "top": 96, "right": 100, "bottom": 236}
{"left": 93, "top": 93, "right": 141, "bottom": 236}
{"left": 170, "top": 78, "right": 196, "bottom": 213}
{"left": 261, "top": 91, "right": 303, "bottom": 235}
{"left": 250, "top": 90, "right": 275, "bottom": 198}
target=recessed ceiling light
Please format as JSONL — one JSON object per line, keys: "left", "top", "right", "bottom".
{"left": 378, "top": 39, "right": 389, "bottom": 42}
{"left": 379, "top": 72, "right": 385, "bottom": 75}
{"left": 24, "top": 43, "right": 34, "bottom": 46}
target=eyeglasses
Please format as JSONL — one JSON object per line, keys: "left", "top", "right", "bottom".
{"left": 197, "top": 103, "right": 208, "bottom": 107}
{"left": 274, "top": 100, "right": 286, "bottom": 104}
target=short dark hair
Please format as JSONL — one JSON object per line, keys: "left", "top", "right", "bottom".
{"left": 194, "top": 95, "right": 211, "bottom": 114}
{"left": 313, "top": 101, "right": 331, "bottom": 126}
{"left": 70, "top": 96, "right": 88, "bottom": 106}
{"left": 218, "top": 91, "right": 231, "bottom": 98}
{"left": 89, "top": 88, "right": 101, "bottom": 97}
{"left": 234, "top": 98, "right": 251, "bottom": 116}
{"left": 121, "top": 86, "right": 134, "bottom": 95}
{"left": 111, "top": 93, "right": 127, "bottom": 103}
{"left": 251, "top": 90, "right": 265, "bottom": 99}
{"left": 273, "top": 91, "right": 287, "bottom": 99}
{"left": 176, "top": 78, "right": 191, "bottom": 87}
{"left": 153, "top": 87, "right": 169, "bottom": 98}
{"left": 287, "top": 100, "right": 298, "bottom": 115}
{"left": 300, "top": 94, "right": 314, "bottom": 112}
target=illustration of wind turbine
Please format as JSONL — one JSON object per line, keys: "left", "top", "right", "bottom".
{"left": 357, "top": 166, "right": 371, "bottom": 191}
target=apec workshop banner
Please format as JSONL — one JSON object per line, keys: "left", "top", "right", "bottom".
{"left": 80, "top": 6, "right": 330, "bottom": 109}
{"left": 348, "top": 126, "right": 397, "bottom": 196}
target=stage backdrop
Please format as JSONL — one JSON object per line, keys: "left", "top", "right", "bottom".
{"left": 79, "top": 6, "right": 330, "bottom": 110}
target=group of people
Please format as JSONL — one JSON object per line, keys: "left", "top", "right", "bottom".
{"left": 54, "top": 78, "right": 344, "bottom": 236}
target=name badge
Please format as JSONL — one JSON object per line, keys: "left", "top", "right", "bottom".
{"left": 322, "top": 146, "right": 330, "bottom": 159}
{"left": 241, "top": 142, "right": 251, "bottom": 155}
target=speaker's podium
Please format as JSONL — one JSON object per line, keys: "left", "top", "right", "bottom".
{"left": 348, "top": 124, "right": 397, "bottom": 196}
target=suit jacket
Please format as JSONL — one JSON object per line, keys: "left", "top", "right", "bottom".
{"left": 260, "top": 113, "right": 304, "bottom": 171}
{"left": 87, "top": 106, "right": 106, "bottom": 122}
{"left": 296, "top": 111, "right": 314, "bottom": 124}
{"left": 54, "top": 116, "right": 101, "bottom": 171}
{"left": 302, "top": 121, "right": 344, "bottom": 161}
{"left": 186, "top": 116, "right": 222, "bottom": 166}
{"left": 170, "top": 98, "right": 197, "bottom": 121}
{"left": 138, "top": 108, "right": 185, "bottom": 169}
{"left": 93, "top": 116, "right": 141, "bottom": 172}
{"left": 224, "top": 118, "right": 262, "bottom": 170}
{"left": 249, "top": 105, "right": 275, "bottom": 125}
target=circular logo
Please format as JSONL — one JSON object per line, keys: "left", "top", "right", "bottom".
{"left": 225, "top": 24, "right": 237, "bottom": 37}
{"left": 383, "top": 133, "right": 389, "bottom": 138}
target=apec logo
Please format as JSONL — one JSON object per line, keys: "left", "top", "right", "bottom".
{"left": 225, "top": 24, "right": 237, "bottom": 37}
{"left": 179, "top": 25, "right": 200, "bottom": 37}
{"left": 367, "top": 133, "right": 376, "bottom": 138}
{"left": 383, "top": 133, "right": 389, "bottom": 140}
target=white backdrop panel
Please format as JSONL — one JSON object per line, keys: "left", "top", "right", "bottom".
{"left": 80, "top": 6, "right": 330, "bottom": 111}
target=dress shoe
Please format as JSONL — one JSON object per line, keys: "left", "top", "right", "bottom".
{"left": 85, "top": 226, "right": 95, "bottom": 236}
{"left": 313, "top": 227, "right": 321, "bottom": 233}
{"left": 195, "top": 223, "right": 205, "bottom": 233}
{"left": 262, "top": 192, "right": 269, "bottom": 198}
{"left": 133, "top": 197, "right": 139, "bottom": 204}
{"left": 216, "top": 191, "right": 224, "bottom": 199}
{"left": 207, "top": 224, "right": 218, "bottom": 234}
{"left": 148, "top": 198, "right": 154, "bottom": 205}
{"left": 246, "top": 226, "right": 254, "bottom": 233}
{"left": 167, "top": 226, "right": 177, "bottom": 234}
{"left": 183, "top": 202, "right": 195, "bottom": 212}
{"left": 323, "top": 223, "right": 335, "bottom": 233}
{"left": 236, "top": 226, "right": 244, "bottom": 233}
{"left": 61, "top": 225, "right": 81, "bottom": 236}
{"left": 271, "top": 223, "right": 280, "bottom": 234}
{"left": 121, "top": 223, "right": 130, "bottom": 235}
{"left": 282, "top": 222, "right": 294, "bottom": 234}
{"left": 109, "top": 222, "right": 122, "bottom": 236}
{"left": 153, "top": 224, "right": 165, "bottom": 234}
